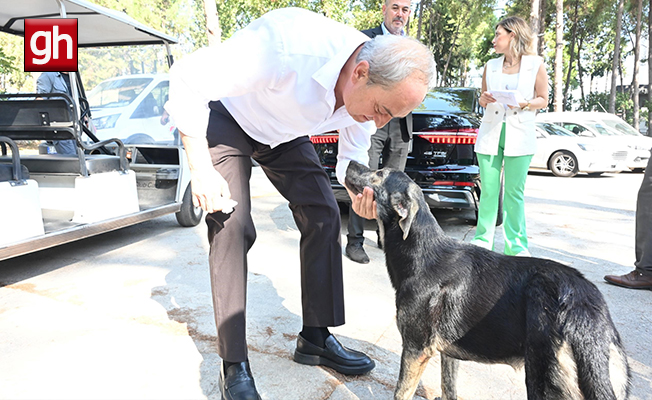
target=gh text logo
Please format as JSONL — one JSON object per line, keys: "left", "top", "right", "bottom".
{"left": 24, "top": 19, "right": 78, "bottom": 72}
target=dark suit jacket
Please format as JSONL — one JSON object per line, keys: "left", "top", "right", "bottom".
{"left": 360, "top": 25, "right": 413, "bottom": 141}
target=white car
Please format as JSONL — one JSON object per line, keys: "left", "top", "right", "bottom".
{"left": 536, "top": 111, "right": 651, "bottom": 171}
{"left": 88, "top": 74, "right": 177, "bottom": 144}
{"left": 530, "top": 122, "right": 629, "bottom": 177}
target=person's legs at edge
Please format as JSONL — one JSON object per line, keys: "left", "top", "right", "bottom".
{"left": 605, "top": 154, "right": 652, "bottom": 289}
{"left": 204, "top": 102, "right": 260, "bottom": 399}
{"left": 472, "top": 125, "right": 506, "bottom": 250}
{"left": 256, "top": 136, "right": 374, "bottom": 374}
{"left": 635, "top": 155, "right": 652, "bottom": 273}
{"left": 502, "top": 153, "right": 533, "bottom": 256}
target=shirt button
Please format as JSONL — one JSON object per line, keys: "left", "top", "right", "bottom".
{"left": 513, "top": 111, "right": 517, "bottom": 115}
{"left": 495, "top": 111, "right": 499, "bottom": 114}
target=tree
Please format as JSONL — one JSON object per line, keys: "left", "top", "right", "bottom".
{"left": 649, "top": 0, "right": 652, "bottom": 134}
{"left": 609, "top": 0, "right": 624, "bottom": 113}
{"left": 554, "top": 0, "right": 564, "bottom": 111}
{"left": 203, "top": 0, "right": 221, "bottom": 46}
{"left": 529, "top": 0, "right": 540, "bottom": 54}
{"left": 631, "top": 0, "right": 643, "bottom": 130}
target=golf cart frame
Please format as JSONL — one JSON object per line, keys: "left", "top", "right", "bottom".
{"left": 0, "top": 0, "right": 201, "bottom": 261}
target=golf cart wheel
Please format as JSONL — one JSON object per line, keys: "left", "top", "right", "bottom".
{"left": 549, "top": 151, "right": 578, "bottom": 177}
{"left": 176, "top": 184, "right": 203, "bottom": 227}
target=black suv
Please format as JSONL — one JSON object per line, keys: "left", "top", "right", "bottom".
{"left": 311, "top": 87, "right": 502, "bottom": 224}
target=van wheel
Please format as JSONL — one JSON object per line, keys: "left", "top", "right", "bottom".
{"left": 176, "top": 184, "right": 203, "bottom": 227}
{"left": 124, "top": 134, "right": 155, "bottom": 144}
{"left": 549, "top": 151, "right": 578, "bottom": 177}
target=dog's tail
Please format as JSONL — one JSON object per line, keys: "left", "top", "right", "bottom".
{"left": 566, "top": 327, "right": 630, "bottom": 400}
{"left": 565, "top": 299, "right": 631, "bottom": 400}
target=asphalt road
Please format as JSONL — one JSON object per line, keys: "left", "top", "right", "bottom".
{"left": 0, "top": 167, "right": 650, "bottom": 399}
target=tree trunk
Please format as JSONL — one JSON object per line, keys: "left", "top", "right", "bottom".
{"left": 416, "top": 0, "right": 423, "bottom": 41}
{"left": 648, "top": 0, "right": 652, "bottom": 135}
{"left": 203, "top": 0, "right": 221, "bottom": 46}
{"left": 577, "top": 37, "right": 585, "bottom": 107}
{"left": 563, "top": 0, "right": 579, "bottom": 106}
{"left": 538, "top": 0, "right": 546, "bottom": 56}
{"left": 554, "top": 0, "right": 564, "bottom": 111}
{"left": 609, "top": 0, "right": 624, "bottom": 113}
{"left": 440, "top": 23, "right": 460, "bottom": 86}
{"left": 632, "top": 0, "right": 643, "bottom": 130}
{"left": 530, "top": 0, "right": 540, "bottom": 53}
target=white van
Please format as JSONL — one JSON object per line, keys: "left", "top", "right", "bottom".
{"left": 536, "top": 112, "right": 651, "bottom": 171}
{"left": 88, "top": 74, "right": 177, "bottom": 144}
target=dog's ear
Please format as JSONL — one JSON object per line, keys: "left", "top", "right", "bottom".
{"left": 391, "top": 192, "right": 418, "bottom": 240}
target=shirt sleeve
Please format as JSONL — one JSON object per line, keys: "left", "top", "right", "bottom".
{"left": 36, "top": 73, "right": 53, "bottom": 94}
{"left": 335, "top": 121, "right": 377, "bottom": 185}
{"left": 165, "top": 19, "right": 281, "bottom": 138}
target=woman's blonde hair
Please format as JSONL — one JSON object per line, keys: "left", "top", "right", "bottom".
{"left": 497, "top": 16, "right": 536, "bottom": 59}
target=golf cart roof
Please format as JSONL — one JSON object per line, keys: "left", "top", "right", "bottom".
{"left": 0, "top": 0, "right": 178, "bottom": 47}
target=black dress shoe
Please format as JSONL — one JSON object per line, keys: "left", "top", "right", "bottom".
{"left": 345, "top": 243, "right": 370, "bottom": 264}
{"left": 293, "top": 334, "right": 375, "bottom": 375}
{"left": 219, "top": 361, "right": 261, "bottom": 400}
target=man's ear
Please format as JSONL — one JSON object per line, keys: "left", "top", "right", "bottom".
{"left": 352, "top": 60, "right": 370, "bottom": 84}
{"left": 390, "top": 192, "right": 418, "bottom": 240}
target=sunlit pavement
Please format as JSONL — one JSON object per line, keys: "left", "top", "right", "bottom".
{"left": 0, "top": 167, "right": 650, "bottom": 399}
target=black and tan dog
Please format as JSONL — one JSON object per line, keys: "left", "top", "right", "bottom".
{"left": 344, "top": 161, "right": 630, "bottom": 400}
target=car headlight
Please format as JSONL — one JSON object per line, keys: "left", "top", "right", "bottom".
{"left": 577, "top": 143, "right": 598, "bottom": 151}
{"left": 92, "top": 114, "right": 120, "bottom": 130}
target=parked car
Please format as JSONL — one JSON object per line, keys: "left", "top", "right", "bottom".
{"left": 536, "top": 112, "right": 651, "bottom": 171}
{"left": 88, "top": 74, "right": 177, "bottom": 144}
{"left": 310, "top": 87, "right": 503, "bottom": 224}
{"left": 530, "top": 122, "right": 629, "bottom": 177}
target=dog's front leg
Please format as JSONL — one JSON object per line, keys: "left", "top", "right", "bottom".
{"left": 440, "top": 353, "right": 459, "bottom": 400}
{"left": 394, "top": 349, "right": 430, "bottom": 400}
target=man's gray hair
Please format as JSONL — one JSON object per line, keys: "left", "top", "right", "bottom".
{"left": 357, "top": 34, "right": 436, "bottom": 89}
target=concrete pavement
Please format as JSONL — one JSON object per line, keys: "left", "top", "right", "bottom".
{"left": 0, "top": 167, "right": 650, "bottom": 399}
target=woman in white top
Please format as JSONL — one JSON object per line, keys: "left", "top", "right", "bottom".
{"left": 471, "top": 16, "right": 549, "bottom": 256}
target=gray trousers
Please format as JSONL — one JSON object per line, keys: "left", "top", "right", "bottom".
{"left": 205, "top": 102, "right": 345, "bottom": 362}
{"left": 635, "top": 154, "right": 652, "bottom": 275}
{"left": 347, "top": 118, "right": 409, "bottom": 245}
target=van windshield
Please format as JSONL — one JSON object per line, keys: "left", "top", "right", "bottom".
{"left": 88, "top": 77, "right": 153, "bottom": 109}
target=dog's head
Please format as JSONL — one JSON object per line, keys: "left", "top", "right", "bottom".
{"left": 345, "top": 161, "right": 423, "bottom": 240}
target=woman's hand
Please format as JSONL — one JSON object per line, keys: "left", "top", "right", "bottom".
{"left": 347, "top": 186, "right": 377, "bottom": 220}
{"left": 479, "top": 91, "right": 497, "bottom": 108}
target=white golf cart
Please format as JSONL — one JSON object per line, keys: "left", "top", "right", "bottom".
{"left": 0, "top": 0, "right": 202, "bottom": 261}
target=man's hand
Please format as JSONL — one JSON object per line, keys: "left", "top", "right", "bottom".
{"left": 190, "top": 167, "right": 234, "bottom": 213}
{"left": 347, "top": 186, "right": 377, "bottom": 220}
{"left": 180, "top": 131, "right": 235, "bottom": 214}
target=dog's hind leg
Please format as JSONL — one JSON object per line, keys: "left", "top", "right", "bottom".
{"left": 394, "top": 349, "right": 430, "bottom": 400}
{"left": 440, "top": 353, "right": 459, "bottom": 400}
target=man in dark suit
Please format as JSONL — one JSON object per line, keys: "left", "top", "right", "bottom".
{"left": 345, "top": 0, "right": 414, "bottom": 263}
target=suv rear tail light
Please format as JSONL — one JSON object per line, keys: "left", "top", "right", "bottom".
{"left": 432, "top": 181, "right": 475, "bottom": 187}
{"left": 310, "top": 134, "right": 339, "bottom": 144}
{"left": 416, "top": 132, "right": 477, "bottom": 145}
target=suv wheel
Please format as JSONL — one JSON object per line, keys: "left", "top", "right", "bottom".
{"left": 549, "top": 151, "right": 578, "bottom": 177}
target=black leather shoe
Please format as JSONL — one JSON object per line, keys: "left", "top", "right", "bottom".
{"left": 293, "top": 334, "right": 375, "bottom": 375}
{"left": 345, "top": 243, "right": 369, "bottom": 264}
{"left": 219, "top": 361, "right": 261, "bottom": 400}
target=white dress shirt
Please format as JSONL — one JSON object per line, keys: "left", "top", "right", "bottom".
{"left": 165, "top": 7, "right": 377, "bottom": 184}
